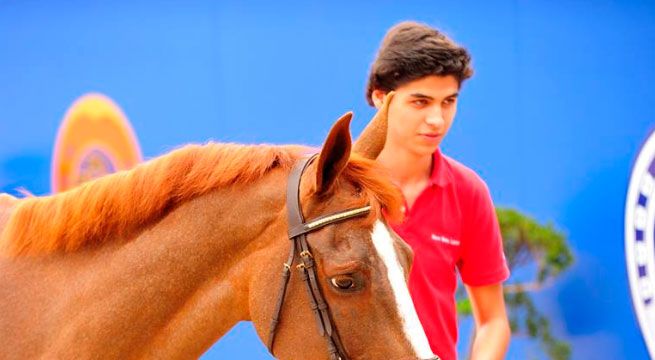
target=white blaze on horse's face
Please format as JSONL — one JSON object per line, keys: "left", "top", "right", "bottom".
{"left": 370, "top": 221, "right": 436, "bottom": 359}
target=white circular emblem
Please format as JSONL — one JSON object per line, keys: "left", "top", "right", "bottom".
{"left": 626, "top": 130, "right": 655, "bottom": 358}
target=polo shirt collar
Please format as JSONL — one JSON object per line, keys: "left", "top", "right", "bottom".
{"left": 429, "top": 148, "right": 454, "bottom": 187}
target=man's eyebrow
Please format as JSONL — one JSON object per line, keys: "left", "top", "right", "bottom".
{"left": 409, "top": 92, "right": 459, "bottom": 100}
{"left": 409, "top": 93, "right": 434, "bottom": 100}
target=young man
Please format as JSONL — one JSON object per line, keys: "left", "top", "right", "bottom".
{"left": 366, "top": 22, "right": 510, "bottom": 360}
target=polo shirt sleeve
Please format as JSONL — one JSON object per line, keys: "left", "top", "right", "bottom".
{"left": 457, "top": 179, "right": 510, "bottom": 286}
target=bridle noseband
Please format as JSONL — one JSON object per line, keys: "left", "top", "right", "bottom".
{"left": 267, "top": 155, "right": 370, "bottom": 360}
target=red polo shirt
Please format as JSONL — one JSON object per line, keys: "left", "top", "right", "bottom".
{"left": 389, "top": 149, "right": 509, "bottom": 360}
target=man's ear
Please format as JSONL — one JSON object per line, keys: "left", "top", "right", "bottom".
{"left": 371, "top": 89, "right": 387, "bottom": 109}
{"left": 315, "top": 112, "right": 353, "bottom": 195}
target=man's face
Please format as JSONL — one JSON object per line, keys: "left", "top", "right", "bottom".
{"left": 372, "top": 75, "right": 460, "bottom": 158}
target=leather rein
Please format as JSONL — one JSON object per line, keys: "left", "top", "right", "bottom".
{"left": 266, "top": 155, "right": 371, "bottom": 360}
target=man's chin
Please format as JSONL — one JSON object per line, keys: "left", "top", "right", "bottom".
{"left": 411, "top": 146, "right": 440, "bottom": 158}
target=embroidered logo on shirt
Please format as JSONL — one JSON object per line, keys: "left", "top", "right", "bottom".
{"left": 431, "top": 234, "right": 460, "bottom": 246}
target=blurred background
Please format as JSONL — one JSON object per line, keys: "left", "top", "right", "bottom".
{"left": 1, "top": 1, "right": 654, "bottom": 359}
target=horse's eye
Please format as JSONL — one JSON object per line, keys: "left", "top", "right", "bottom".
{"left": 330, "top": 276, "right": 356, "bottom": 291}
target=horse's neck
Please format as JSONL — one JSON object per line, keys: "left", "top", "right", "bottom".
{"left": 113, "top": 172, "right": 288, "bottom": 358}
{"left": 0, "top": 194, "right": 18, "bottom": 234}
{"left": 1, "top": 172, "right": 288, "bottom": 359}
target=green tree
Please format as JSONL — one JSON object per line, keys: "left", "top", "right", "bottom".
{"left": 458, "top": 208, "right": 574, "bottom": 359}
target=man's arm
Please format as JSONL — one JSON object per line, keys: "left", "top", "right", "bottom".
{"left": 465, "top": 283, "right": 510, "bottom": 360}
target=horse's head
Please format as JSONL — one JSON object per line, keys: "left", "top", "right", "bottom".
{"left": 249, "top": 94, "right": 438, "bottom": 360}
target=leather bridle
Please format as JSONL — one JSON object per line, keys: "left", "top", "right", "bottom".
{"left": 267, "top": 155, "right": 370, "bottom": 360}
{"left": 266, "top": 155, "right": 441, "bottom": 360}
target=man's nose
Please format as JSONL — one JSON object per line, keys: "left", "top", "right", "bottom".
{"left": 425, "top": 110, "right": 444, "bottom": 129}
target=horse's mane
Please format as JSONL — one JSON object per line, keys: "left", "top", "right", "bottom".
{"left": 0, "top": 143, "right": 402, "bottom": 256}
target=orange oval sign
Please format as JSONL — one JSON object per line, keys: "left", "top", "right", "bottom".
{"left": 51, "top": 93, "right": 142, "bottom": 193}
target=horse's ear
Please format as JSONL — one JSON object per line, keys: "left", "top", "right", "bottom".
{"left": 352, "top": 91, "right": 395, "bottom": 159}
{"left": 315, "top": 111, "right": 353, "bottom": 195}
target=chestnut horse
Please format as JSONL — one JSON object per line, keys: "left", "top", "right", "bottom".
{"left": 0, "top": 96, "right": 438, "bottom": 359}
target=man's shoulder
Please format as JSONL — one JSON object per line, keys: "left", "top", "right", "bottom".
{"left": 441, "top": 153, "right": 489, "bottom": 194}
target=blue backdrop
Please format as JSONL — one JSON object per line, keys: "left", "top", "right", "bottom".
{"left": 1, "top": 1, "right": 653, "bottom": 358}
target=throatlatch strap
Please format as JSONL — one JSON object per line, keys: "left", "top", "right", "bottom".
{"left": 268, "top": 155, "right": 315, "bottom": 354}
{"left": 266, "top": 241, "right": 295, "bottom": 352}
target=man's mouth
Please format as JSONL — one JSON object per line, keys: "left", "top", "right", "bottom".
{"left": 419, "top": 133, "right": 442, "bottom": 138}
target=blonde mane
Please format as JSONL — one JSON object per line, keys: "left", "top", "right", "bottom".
{"left": 0, "top": 143, "right": 402, "bottom": 256}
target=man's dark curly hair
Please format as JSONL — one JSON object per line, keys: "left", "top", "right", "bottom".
{"left": 366, "top": 21, "right": 474, "bottom": 106}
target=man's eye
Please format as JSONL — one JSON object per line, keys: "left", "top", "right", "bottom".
{"left": 412, "top": 99, "right": 428, "bottom": 106}
{"left": 443, "top": 98, "right": 456, "bottom": 105}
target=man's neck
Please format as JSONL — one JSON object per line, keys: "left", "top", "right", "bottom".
{"left": 378, "top": 145, "right": 433, "bottom": 186}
